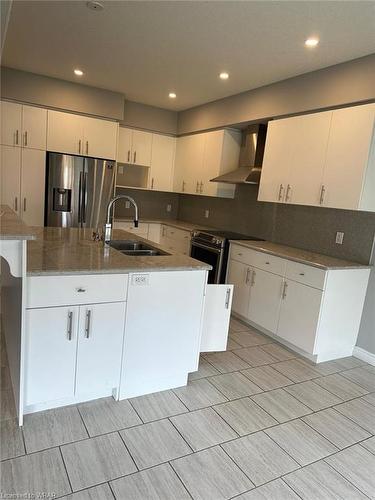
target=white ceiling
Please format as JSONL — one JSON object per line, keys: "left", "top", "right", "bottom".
{"left": 3, "top": 1, "right": 375, "bottom": 111}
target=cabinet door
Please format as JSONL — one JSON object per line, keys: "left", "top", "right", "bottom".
{"left": 21, "top": 149, "right": 46, "bottom": 226}
{"left": 132, "top": 130, "right": 153, "bottom": 166}
{"left": 117, "top": 127, "right": 133, "bottom": 163}
{"left": 0, "top": 145, "right": 21, "bottom": 214}
{"left": 149, "top": 134, "right": 175, "bottom": 191}
{"left": 201, "top": 284, "right": 233, "bottom": 352}
{"left": 75, "top": 302, "right": 125, "bottom": 396}
{"left": 1, "top": 101, "right": 22, "bottom": 147}
{"left": 258, "top": 118, "right": 296, "bottom": 202}
{"left": 174, "top": 134, "right": 205, "bottom": 194}
{"left": 248, "top": 268, "right": 283, "bottom": 334}
{"left": 24, "top": 306, "right": 78, "bottom": 406}
{"left": 82, "top": 116, "right": 118, "bottom": 160}
{"left": 287, "top": 111, "right": 332, "bottom": 206}
{"left": 201, "top": 130, "right": 223, "bottom": 196}
{"left": 47, "top": 110, "right": 83, "bottom": 155}
{"left": 22, "top": 105, "right": 47, "bottom": 150}
{"left": 147, "top": 223, "right": 162, "bottom": 243}
{"left": 277, "top": 280, "right": 323, "bottom": 354}
{"left": 226, "top": 259, "right": 251, "bottom": 318}
{"left": 322, "top": 104, "right": 375, "bottom": 210}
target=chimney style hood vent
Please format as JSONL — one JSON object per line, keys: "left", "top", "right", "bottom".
{"left": 211, "top": 123, "right": 268, "bottom": 185}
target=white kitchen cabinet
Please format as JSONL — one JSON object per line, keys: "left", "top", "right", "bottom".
{"left": 25, "top": 306, "right": 78, "bottom": 406}
{"left": 20, "top": 149, "right": 46, "bottom": 226}
{"left": 75, "top": 302, "right": 125, "bottom": 397}
{"left": 322, "top": 104, "right": 375, "bottom": 210}
{"left": 0, "top": 145, "right": 21, "bottom": 214}
{"left": 147, "top": 223, "right": 162, "bottom": 243}
{"left": 149, "top": 134, "right": 175, "bottom": 192}
{"left": 247, "top": 267, "right": 283, "bottom": 334}
{"left": 1, "top": 101, "right": 22, "bottom": 147}
{"left": 258, "top": 117, "right": 296, "bottom": 203}
{"left": 226, "top": 259, "right": 251, "bottom": 317}
{"left": 117, "top": 127, "right": 153, "bottom": 167}
{"left": 1, "top": 101, "right": 47, "bottom": 150}
{"left": 174, "top": 133, "right": 205, "bottom": 194}
{"left": 286, "top": 111, "right": 332, "bottom": 206}
{"left": 277, "top": 280, "right": 323, "bottom": 354}
{"left": 200, "top": 284, "right": 233, "bottom": 352}
{"left": 47, "top": 110, "right": 118, "bottom": 160}
{"left": 160, "top": 224, "right": 191, "bottom": 255}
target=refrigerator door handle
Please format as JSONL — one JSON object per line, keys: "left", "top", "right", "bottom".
{"left": 78, "top": 171, "right": 83, "bottom": 224}
{"left": 82, "top": 172, "right": 88, "bottom": 223}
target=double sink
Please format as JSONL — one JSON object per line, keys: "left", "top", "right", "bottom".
{"left": 108, "top": 240, "right": 169, "bottom": 257}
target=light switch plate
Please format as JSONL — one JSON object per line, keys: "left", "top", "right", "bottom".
{"left": 118, "top": 165, "right": 124, "bottom": 175}
{"left": 131, "top": 274, "right": 150, "bottom": 286}
{"left": 125, "top": 201, "right": 130, "bottom": 209}
{"left": 335, "top": 231, "right": 345, "bottom": 244}
{"left": 204, "top": 210, "right": 210, "bottom": 218}
{"left": 167, "top": 204, "right": 172, "bottom": 212}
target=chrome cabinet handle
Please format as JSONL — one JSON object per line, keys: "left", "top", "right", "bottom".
{"left": 14, "top": 197, "right": 18, "bottom": 212}
{"left": 86, "top": 141, "right": 89, "bottom": 155}
{"left": 151, "top": 177, "right": 154, "bottom": 189}
{"left": 299, "top": 272, "right": 305, "bottom": 276}
{"left": 15, "top": 130, "right": 19, "bottom": 145}
{"left": 23, "top": 197, "right": 26, "bottom": 212}
{"left": 319, "top": 185, "right": 326, "bottom": 205}
{"left": 282, "top": 281, "right": 288, "bottom": 299}
{"left": 278, "top": 184, "right": 284, "bottom": 201}
{"left": 265, "top": 261, "right": 270, "bottom": 265}
{"left": 285, "top": 184, "right": 292, "bottom": 202}
{"left": 127, "top": 150, "right": 130, "bottom": 162}
{"left": 76, "top": 287, "right": 86, "bottom": 293}
{"left": 225, "top": 288, "right": 231, "bottom": 309}
{"left": 245, "top": 267, "right": 251, "bottom": 284}
{"left": 78, "top": 139, "right": 82, "bottom": 154}
{"left": 251, "top": 270, "right": 256, "bottom": 286}
{"left": 182, "top": 180, "right": 186, "bottom": 192}
{"left": 134, "top": 151, "right": 137, "bottom": 163}
{"left": 196, "top": 181, "right": 199, "bottom": 193}
{"left": 200, "top": 182, "right": 203, "bottom": 194}
{"left": 24, "top": 131, "right": 28, "bottom": 147}
{"left": 85, "top": 309, "right": 91, "bottom": 338}
{"left": 67, "top": 311, "right": 73, "bottom": 340}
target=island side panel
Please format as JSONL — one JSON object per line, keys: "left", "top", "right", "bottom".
{"left": 119, "top": 269, "right": 207, "bottom": 399}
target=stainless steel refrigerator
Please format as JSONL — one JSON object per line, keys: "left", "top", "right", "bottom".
{"left": 45, "top": 153, "right": 115, "bottom": 228}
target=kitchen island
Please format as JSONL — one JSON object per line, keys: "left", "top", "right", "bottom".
{"left": 1, "top": 207, "right": 233, "bottom": 425}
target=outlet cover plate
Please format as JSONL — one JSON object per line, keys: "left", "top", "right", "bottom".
{"left": 335, "top": 231, "right": 345, "bottom": 244}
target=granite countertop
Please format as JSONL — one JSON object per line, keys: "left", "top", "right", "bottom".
{"left": 0, "top": 205, "right": 38, "bottom": 240}
{"left": 115, "top": 217, "right": 212, "bottom": 232}
{"left": 230, "top": 240, "right": 371, "bottom": 270}
{"left": 27, "top": 227, "right": 211, "bottom": 276}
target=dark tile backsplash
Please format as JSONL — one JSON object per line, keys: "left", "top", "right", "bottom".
{"left": 115, "top": 187, "right": 179, "bottom": 220}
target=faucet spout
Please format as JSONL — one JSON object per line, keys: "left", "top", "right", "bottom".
{"left": 104, "top": 195, "right": 139, "bottom": 243}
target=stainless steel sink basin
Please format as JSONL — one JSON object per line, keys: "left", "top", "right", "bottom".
{"left": 108, "top": 240, "right": 169, "bottom": 256}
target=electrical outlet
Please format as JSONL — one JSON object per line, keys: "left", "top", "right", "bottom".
{"left": 166, "top": 204, "right": 172, "bottom": 212}
{"left": 125, "top": 201, "right": 130, "bottom": 209}
{"left": 118, "top": 165, "right": 124, "bottom": 175}
{"left": 204, "top": 210, "right": 210, "bottom": 218}
{"left": 335, "top": 231, "right": 344, "bottom": 245}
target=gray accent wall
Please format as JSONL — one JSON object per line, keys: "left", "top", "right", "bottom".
{"left": 1, "top": 67, "right": 125, "bottom": 120}
{"left": 121, "top": 101, "right": 178, "bottom": 135}
{"left": 178, "top": 54, "right": 375, "bottom": 134}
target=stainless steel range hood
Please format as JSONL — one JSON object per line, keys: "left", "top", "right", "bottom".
{"left": 211, "top": 123, "right": 268, "bottom": 185}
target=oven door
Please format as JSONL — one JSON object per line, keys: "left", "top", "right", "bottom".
{"left": 190, "top": 241, "right": 223, "bottom": 284}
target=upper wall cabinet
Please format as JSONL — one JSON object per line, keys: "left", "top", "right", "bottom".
{"left": 173, "top": 129, "right": 241, "bottom": 198}
{"left": 47, "top": 110, "right": 118, "bottom": 160}
{"left": 258, "top": 103, "right": 375, "bottom": 212}
{"left": 118, "top": 127, "right": 153, "bottom": 166}
{"left": 149, "top": 134, "right": 176, "bottom": 192}
{"left": 1, "top": 101, "right": 47, "bottom": 150}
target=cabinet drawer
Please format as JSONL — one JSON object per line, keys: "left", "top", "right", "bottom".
{"left": 285, "top": 261, "right": 326, "bottom": 290}
{"left": 230, "top": 244, "right": 256, "bottom": 266}
{"left": 27, "top": 274, "right": 129, "bottom": 308}
{"left": 230, "top": 245, "right": 285, "bottom": 276}
{"left": 165, "top": 225, "right": 191, "bottom": 242}
{"left": 161, "top": 236, "right": 190, "bottom": 255}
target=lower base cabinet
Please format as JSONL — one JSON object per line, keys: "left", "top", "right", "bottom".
{"left": 25, "top": 301, "right": 126, "bottom": 409}
{"left": 226, "top": 259, "right": 251, "bottom": 317}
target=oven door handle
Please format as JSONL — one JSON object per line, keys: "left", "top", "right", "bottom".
{"left": 191, "top": 241, "right": 222, "bottom": 254}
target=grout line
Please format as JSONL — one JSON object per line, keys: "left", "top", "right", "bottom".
{"left": 58, "top": 445, "right": 74, "bottom": 496}
{"left": 322, "top": 455, "right": 373, "bottom": 499}
{"left": 117, "top": 430, "right": 139, "bottom": 472}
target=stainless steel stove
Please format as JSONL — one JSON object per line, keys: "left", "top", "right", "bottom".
{"left": 190, "top": 229, "right": 263, "bottom": 284}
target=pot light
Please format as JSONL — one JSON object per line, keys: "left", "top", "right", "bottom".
{"left": 74, "top": 69, "right": 84, "bottom": 76}
{"left": 305, "top": 38, "right": 319, "bottom": 48}
{"left": 169, "top": 92, "right": 177, "bottom": 99}
{"left": 219, "top": 72, "right": 229, "bottom": 80}
{"left": 86, "top": 1, "right": 104, "bottom": 11}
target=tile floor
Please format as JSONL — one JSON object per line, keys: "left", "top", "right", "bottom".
{"left": 1, "top": 317, "right": 375, "bottom": 499}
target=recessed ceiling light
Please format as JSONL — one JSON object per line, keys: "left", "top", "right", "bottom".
{"left": 305, "top": 38, "right": 319, "bottom": 48}
{"left": 169, "top": 92, "right": 177, "bottom": 99}
{"left": 74, "top": 69, "right": 84, "bottom": 76}
{"left": 86, "top": 1, "right": 104, "bottom": 11}
{"left": 219, "top": 72, "right": 229, "bottom": 80}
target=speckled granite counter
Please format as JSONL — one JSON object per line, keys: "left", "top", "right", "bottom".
{"left": 115, "top": 217, "right": 212, "bottom": 232}
{"left": 27, "top": 227, "right": 211, "bottom": 276}
{"left": 0, "top": 205, "right": 37, "bottom": 240}
{"left": 230, "top": 240, "right": 371, "bottom": 270}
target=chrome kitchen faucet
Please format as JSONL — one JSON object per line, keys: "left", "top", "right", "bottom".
{"left": 104, "top": 195, "right": 139, "bottom": 243}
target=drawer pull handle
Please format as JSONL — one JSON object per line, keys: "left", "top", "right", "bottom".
{"left": 85, "top": 309, "right": 92, "bottom": 338}
{"left": 245, "top": 268, "right": 251, "bottom": 284}
{"left": 67, "top": 311, "right": 73, "bottom": 341}
{"left": 251, "top": 270, "right": 256, "bottom": 287}
{"left": 76, "top": 287, "right": 86, "bottom": 293}
{"left": 238, "top": 253, "right": 243, "bottom": 256}
{"left": 282, "top": 281, "right": 288, "bottom": 299}
{"left": 225, "top": 288, "right": 231, "bottom": 309}
{"left": 265, "top": 261, "right": 270, "bottom": 265}
{"left": 299, "top": 272, "right": 305, "bottom": 276}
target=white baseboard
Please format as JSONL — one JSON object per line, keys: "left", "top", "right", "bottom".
{"left": 353, "top": 346, "right": 375, "bottom": 366}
